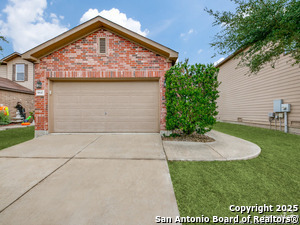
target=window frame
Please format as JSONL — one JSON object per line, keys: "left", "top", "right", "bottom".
{"left": 15, "top": 63, "right": 25, "bottom": 81}
{"left": 98, "top": 37, "right": 107, "bottom": 55}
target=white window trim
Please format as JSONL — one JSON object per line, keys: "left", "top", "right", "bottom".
{"left": 15, "top": 64, "right": 25, "bottom": 81}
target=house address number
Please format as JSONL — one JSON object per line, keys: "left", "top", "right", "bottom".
{"left": 36, "top": 90, "right": 45, "bottom": 96}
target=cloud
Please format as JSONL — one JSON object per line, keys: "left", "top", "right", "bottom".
{"left": 80, "top": 8, "right": 149, "bottom": 37}
{"left": 213, "top": 57, "right": 225, "bottom": 66}
{"left": 180, "top": 29, "right": 195, "bottom": 40}
{"left": 0, "top": 0, "right": 68, "bottom": 53}
{"left": 188, "top": 29, "right": 194, "bottom": 34}
{"left": 50, "top": 13, "right": 59, "bottom": 24}
{"left": 197, "top": 49, "right": 203, "bottom": 54}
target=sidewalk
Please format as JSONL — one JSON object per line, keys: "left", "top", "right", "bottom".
{"left": 0, "top": 124, "right": 34, "bottom": 131}
{"left": 163, "top": 130, "right": 261, "bottom": 161}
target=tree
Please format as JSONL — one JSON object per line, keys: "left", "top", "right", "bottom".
{"left": 165, "top": 60, "right": 220, "bottom": 135}
{"left": 0, "top": 34, "right": 8, "bottom": 52}
{"left": 205, "top": 0, "right": 300, "bottom": 74}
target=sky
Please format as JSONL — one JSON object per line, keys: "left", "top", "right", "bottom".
{"left": 0, "top": 0, "right": 237, "bottom": 65}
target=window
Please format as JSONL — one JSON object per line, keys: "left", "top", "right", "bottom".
{"left": 99, "top": 38, "right": 106, "bottom": 54}
{"left": 16, "top": 64, "right": 25, "bottom": 81}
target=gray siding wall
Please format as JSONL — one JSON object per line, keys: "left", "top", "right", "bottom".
{"left": 0, "top": 65, "right": 6, "bottom": 78}
{"left": 7, "top": 57, "right": 34, "bottom": 91}
{"left": 217, "top": 54, "right": 300, "bottom": 132}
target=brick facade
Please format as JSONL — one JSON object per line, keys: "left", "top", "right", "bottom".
{"left": 0, "top": 90, "right": 34, "bottom": 119}
{"left": 35, "top": 29, "right": 171, "bottom": 132}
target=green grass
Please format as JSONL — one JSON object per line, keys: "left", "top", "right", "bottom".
{"left": 0, "top": 126, "right": 35, "bottom": 150}
{"left": 168, "top": 122, "right": 300, "bottom": 223}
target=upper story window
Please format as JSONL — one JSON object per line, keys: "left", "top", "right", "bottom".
{"left": 99, "top": 37, "right": 106, "bottom": 54}
{"left": 16, "top": 64, "right": 25, "bottom": 81}
{"left": 13, "top": 63, "right": 28, "bottom": 82}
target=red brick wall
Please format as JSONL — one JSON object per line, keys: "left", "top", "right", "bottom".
{"left": 35, "top": 29, "right": 171, "bottom": 132}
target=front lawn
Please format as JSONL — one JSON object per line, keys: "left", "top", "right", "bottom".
{"left": 168, "top": 122, "right": 300, "bottom": 223}
{"left": 0, "top": 126, "right": 35, "bottom": 150}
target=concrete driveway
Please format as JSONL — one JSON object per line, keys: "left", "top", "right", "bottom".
{"left": 0, "top": 134, "right": 180, "bottom": 225}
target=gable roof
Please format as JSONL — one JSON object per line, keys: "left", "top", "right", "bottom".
{"left": 22, "top": 16, "right": 178, "bottom": 64}
{"left": 0, "top": 77, "right": 34, "bottom": 94}
{"left": 0, "top": 52, "right": 21, "bottom": 64}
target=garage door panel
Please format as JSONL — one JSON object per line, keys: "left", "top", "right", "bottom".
{"left": 81, "top": 116, "right": 106, "bottom": 122}
{"left": 84, "top": 109, "right": 106, "bottom": 117}
{"left": 80, "top": 122, "right": 106, "bottom": 132}
{"left": 130, "top": 90, "right": 155, "bottom": 95}
{"left": 55, "top": 109, "right": 82, "bottom": 116}
{"left": 80, "top": 91, "right": 106, "bottom": 95}
{"left": 130, "top": 110, "right": 157, "bottom": 116}
{"left": 106, "top": 101, "right": 156, "bottom": 107}
{"left": 105, "top": 91, "right": 155, "bottom": 96}
{"left": 106, "top": 116, "right": 157, "bottom": 122}
{"left": 54, "top": 122, "right": 81, "bottom": 132}
{"left": 106, "top": 109, "right": 130, "bottom": 116}
{"left": 55, "top": 105, "right": 82, "bottom": 111}
{"left": 105, "top": 122, "right": 157, "bottom": 132}
{"left": 106, "top": 96, "right": 132, "bottom": 104}
{"left": 131, "top": 96, "right": 156, "bottom": 103}
{"left": 56, "top": 95, "right": 79, "bottom": 104}
{"left": 110, "top": 109, "right": 156, "bottom": 116}
{"left": 104, "top": 91, "right": 131, "bottom": 96}
{"left": 79, "top": 103, "right": 107, "bottom": 109}
{"left": 80, "top": 83, "right": 108, "bottom": 90}
{"left": 81, "top": 96, "right": 106, "bottom": 103}
{"left": 52, "top": 81, "right": 159, "bottom": 133}
{"left": 104, "top": 105, "right": 155, "bottom": 110}
{"left": 107, "top": 109, "right": 156, "bottom": 117}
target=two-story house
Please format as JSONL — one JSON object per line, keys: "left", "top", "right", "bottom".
{"left": 0, "top": 52, "right": 34, "bottom": 119}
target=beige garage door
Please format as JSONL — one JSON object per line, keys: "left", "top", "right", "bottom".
{"left": 51, "top": 81, "right": 159, "bottom": 133}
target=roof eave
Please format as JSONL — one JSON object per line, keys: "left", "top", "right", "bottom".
{"left": 22, "top": 16, "right": 178, "bottom": 63}
{"left": 0, "top": 52, "right": 21, "bottom": 63}
{"left": 0, "top": 86, "right": 34, "bottom": 94}
{"left": 215, "top": 48, "right": 246, "bottom": 68}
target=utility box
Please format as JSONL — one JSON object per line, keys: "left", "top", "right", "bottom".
{"left": 278, "top": 113, "right": 284, "bottom": 118}
{"left": 273, "top": 99, "right": 283, "bottom": 112}
{"left": 268, "top": 112, "right": 275, "bottom": 118}
{"left": 281, "top": 104, "right": 291, "bottom": 112}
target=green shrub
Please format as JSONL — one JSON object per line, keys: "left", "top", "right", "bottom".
{"left": 165, "top": 60, "right": 220, "bottom": 135}
{"left": 0, "top": 112, "right": 10, "bottom": 125}
{"left": 29, "top": 111, "right": 35, "bottom": 120}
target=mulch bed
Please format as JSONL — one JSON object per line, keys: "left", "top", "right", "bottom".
{"left": 162, "top": 132, "right": 215, "bottom": 143}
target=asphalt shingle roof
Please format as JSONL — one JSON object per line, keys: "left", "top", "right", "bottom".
{"left": 0, "top": 77, "right": 34, "bottom": 94}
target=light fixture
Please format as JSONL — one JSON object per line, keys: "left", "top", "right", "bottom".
{"left": 36, "top": 80, "right": 42, "bottom": 89}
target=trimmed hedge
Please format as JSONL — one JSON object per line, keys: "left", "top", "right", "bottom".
{"left": 165, "top": 61, "right": 220, "bottom": 135}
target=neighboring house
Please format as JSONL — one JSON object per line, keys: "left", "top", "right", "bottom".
{"left": 216, "top": 53, "right": 300, "bottom": 134}
{"left": 21, "top": 16, "right": 178, "bottom": 137}
{"left": 0, "top": 53, "right": 34, "bottom": 119}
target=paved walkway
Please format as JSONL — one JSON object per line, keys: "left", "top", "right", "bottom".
{"left": 163, "top": 130, "right": 261, "bottom": 161}
{"left": 0, "top": 124, "right": 34, "bottom": 131}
